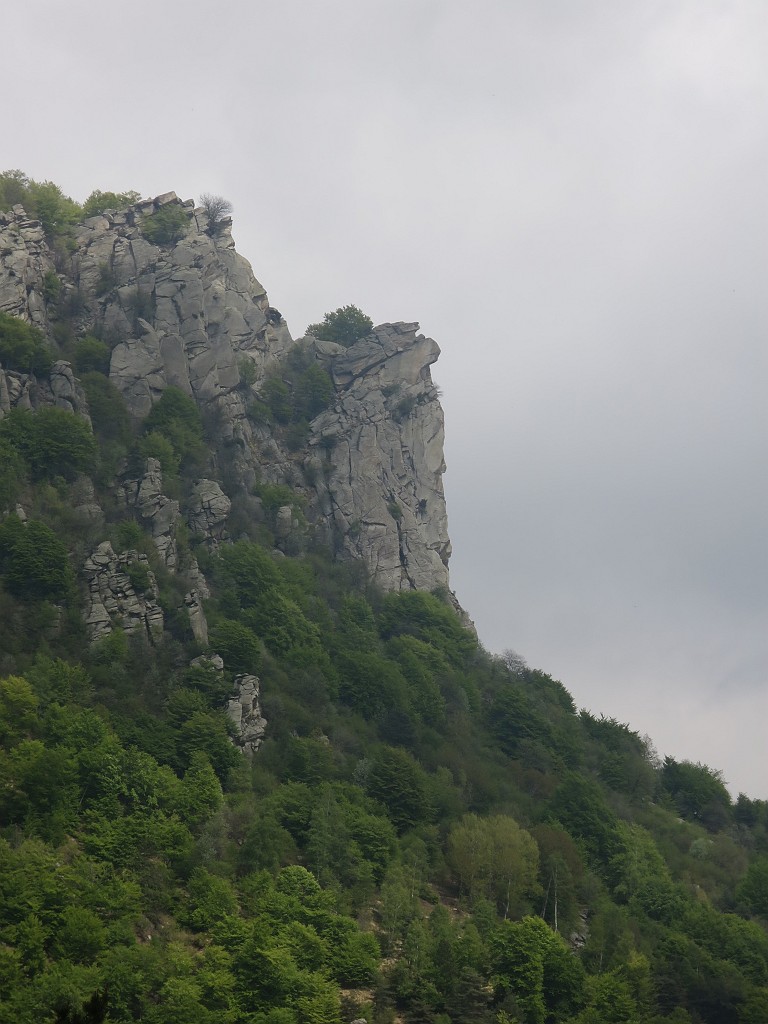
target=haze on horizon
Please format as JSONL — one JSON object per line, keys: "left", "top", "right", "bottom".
{"left": 3, "top": 0, "right": 767, "bottom": 796}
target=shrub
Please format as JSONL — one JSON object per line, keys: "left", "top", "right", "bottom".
{"left": 294, "top": 365, "right": 333, "bottom": 420}
{"left": 199, "top": 193, "right": 233, "bottom": 235}
{"left": 393, "top": 394, "right": 417, "bottom": 421}
{"left": 126, "top": 560, "right": 152, "bottom": 594}
{"left": 73, "top": 335, "right": 110, "bottom": 375}
{"left": 238, "top": 356, "right": 257, "bottom": 387}
{"left": 306, "top": 305, "right": 373, "bottom": 348}
{"left": 141, "top": 204, "right": 189, "bottom": 246}
{"left": 0, "top": 438, "right": 24, "bottom": 511}
{"left": 0, "top": 168, "right": 29, "bottom": 210}
{"left": 136, "top": 431, "right": 180, "bottom": 478}
{"left": 0, "top": 515, "right": 73, "bottom": 601}
{"left": 0, "top": 407, "right": 96, "bottom": 481}
{"left": 141, "top": 387, "right": 205, "bottom": 474}
{"left": 0, "top": 312, "right": 52, "bottom": 374}
{"left": 0, "top": 171, "right": 81, "bottom": 242}
{"left": 42, "top": 271, "right": 61, "bottom": 303}
{"left": 95, "top": 262, "right": 117, "bottom": 296}
{"left": 378, "top": 590, "right": 477, "bottom": 666}
{"left": 260, "top": 377, "right": 292, "bottom": 424}
{"left": 82, "top": 189, "right": 140, "bottom": 218}
{"left": 80, "top": 373, "right": 132, "bottom": 445}
{"left": 25, "top": 180, "right": 82, "bottom": 239}
{"left": 208, "top": 620, "right": 262, "bottom": 674}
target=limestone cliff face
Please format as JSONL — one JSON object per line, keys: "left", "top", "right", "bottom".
{"left": 0, "top": 193, "right": 453, "bottom": 597}
{"left": 305, "top": 323, "right": 450, "bottom": 592}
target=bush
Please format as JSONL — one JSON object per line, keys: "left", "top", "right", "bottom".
{"left": 0, "top": 515, "right": 73, "bottom": 601}
{"left": 82, "top": 189, "right": 140, "bottom": 218}
{"left": 0, "top": 168, "right": 29, "bottom": 210}
{"left": 141, "top": 204, "right": 189, "bottom": 246}
{"left": 80, "top": 373, "right": 132, "bottom": 445}
{"left": 306, "top": 305, "right": 373, "bottom": 348}
{"left": 140, "top": 387, "right": 205, "bottom": 476}
{"left": 0, "top": 438, "right": 25, "bottom": 511}
{"left": 42, "top": 271, "right": 61, "bottom": 303}
{"left": 73, "top": 335, "right": 110, "bottom": 375}
{"left": 208, "top": 620, "right": 262, "bottom": 674}
{"left": 378, "top": 591, "right": 477, "bottom": 667}
{"left": 294, "top": 365, "right": 334, "bottom": 420}
{"left": 0, "top": 312, "right": 52, "bottom": 374}
{"left": 136, "top": 431, "right": 179, "bottom": 478}
{"left": 199, "top": 193, "right": 233, "bottom": 236}
{"left": 0, "top": 407, "right": 96, "bottom": 481}
{"left": 0, "top": 171, "right": 81, "bottom": 241}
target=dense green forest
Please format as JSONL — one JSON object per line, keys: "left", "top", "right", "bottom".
{"left": 2, "top": 172, "right": 768, "bottom": 1023}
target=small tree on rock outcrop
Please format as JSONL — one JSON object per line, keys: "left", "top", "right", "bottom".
{"left": 199, "top": 193, "right": 233, "bottom": 236}
{"left": 305, "top": 305, "right": 373, "bottom": 348}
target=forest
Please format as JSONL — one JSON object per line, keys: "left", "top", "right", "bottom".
{"left": 2, "top": 172, "right": 768, "bottom": 1024}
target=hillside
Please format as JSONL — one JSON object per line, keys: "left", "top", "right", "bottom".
{"left": 1, "top": 172, "right": 768, "bottom": 1024}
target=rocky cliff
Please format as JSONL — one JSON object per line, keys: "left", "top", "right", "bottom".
{"left": 0, "top": 192, "right": 453, "bottom": 601}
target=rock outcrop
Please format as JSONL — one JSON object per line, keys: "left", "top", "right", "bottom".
{"left": 0, "top": 191, "right": 457, "bottom": 602}
{"left": 187, "top": 479, "right": 231, "bottom": 548}
{"left": 306, "top": 322, "right": 450, "bottom": 592}
{"left": 226, "top": 674, "right": 268, "bottom": 754}
{"left": 0, "top": 206, "right": 53, "bottom": 326}
{"left": 82, "top": 541, "right": 164, "bottom": 643}
{"left": 118, "top": 458, "right": 180, "bottom": 570}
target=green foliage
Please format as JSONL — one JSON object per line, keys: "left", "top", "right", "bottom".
{"left": 0, "top": 515, "right": 73, "bottom": 601}
{"left": 294, "top": 365, "right": 334, "bottom": 420}
{"left": 738, "top": 856, "right": 768, "bottom": 918}
{"left": 306, "top": 305, "right": 374, "bottom": 347}
{"left": 126, "top": 559, "right": 152, "bottom": 593}
{"left": 238, "top": 355, "right": 258, "bottom": 386}
{"left": 26, "top": 179, "right": 82, "bottom": 239}
{"left": 141, "top": 386, "right": 206, "bottom": 475}
{"left": 378, "top": 590, "right": 477, "bottom": 666}
{"left": 0, "top": 170, "right": 84, "bottom": 253}
{"left": 137, "top": 430, "right": 180, "bottom": 477}
{"left": 209, "top": 619, "right": 262, "bottom": 674}
{"left": 367, "top": 746, "right": 430, "bottom": 833}
{"left": 448, "top": 814, "right": 539, "bottom": 917}
{"left": 0, "top": 168, "right": 30, "bottom": 209}
{"left": 0, "top": 438, "right": 24, "bottom": 511}
{"left": 73, "top": 334, "right": 110, "bottom": 375}
{"left": 80, "top": 372, "right": 132, "bottom": 445}
{"left": 0, "top": 407, "right": 96, "bottom": 481}
{"left": 81, "top": 188, "right": 140, "bottom": 217}
{"left": 492, "top": 915, "right": 585, "bottom": 1023}
{"left": 337, "top": 651, "right": 409, "bottom": 720}
{"left": 142, "top": 203, "right": 189, "bottom": 245}
{"left": 661, "top": 756, "right": 732, "bottom": 831}
{"left": 42, "top": 270, "right": 61, "bottom": 303}
{"left": 0, "top": 312, "right": 52, "bottom": 374}
{"left": 248, "top": 349, "right": 333, "bottom": 447}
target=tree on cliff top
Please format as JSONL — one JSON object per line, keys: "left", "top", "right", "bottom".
{"left": 199, "top": 193, "right": 233, "bottom": 236}
{"left": 305, "top": 305, "right": 373, "bottom": 347}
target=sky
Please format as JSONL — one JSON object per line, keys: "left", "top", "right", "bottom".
{"left": 4, "top": 0, "right": 767, "bottom": 796}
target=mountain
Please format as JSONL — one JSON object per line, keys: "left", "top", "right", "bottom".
{"left": 1, "top": 176, "right": 768, "bottom": 1024}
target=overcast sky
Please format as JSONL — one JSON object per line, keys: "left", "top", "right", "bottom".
{"left": 5, "top": 0, "right": 767, "bottom": 796}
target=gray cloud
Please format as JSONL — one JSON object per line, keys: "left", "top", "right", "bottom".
{"left": 5, "top": 0, "right": 767, "bottom": 794}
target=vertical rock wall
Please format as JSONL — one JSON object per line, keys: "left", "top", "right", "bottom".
{"left": 0, "top": 193, "right": 455, "bottom": 597}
